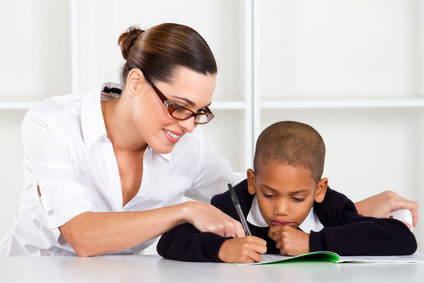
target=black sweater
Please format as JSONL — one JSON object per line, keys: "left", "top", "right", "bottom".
{"left": 157, "top": 180, "right": 417, "bottom": 262}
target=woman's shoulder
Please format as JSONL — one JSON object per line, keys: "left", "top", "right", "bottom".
{"left": 24, "top": 89, "right": 98, "bottom": 130}
{"left": 27, "top": 93, "right": 75, "bottom": 118}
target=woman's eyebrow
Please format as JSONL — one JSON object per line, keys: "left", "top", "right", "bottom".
{"left": 171, "top": 96, "right": 195, "bottom": 107}
{"left": 171, "top": 96, "right": 212, "bottom": 109}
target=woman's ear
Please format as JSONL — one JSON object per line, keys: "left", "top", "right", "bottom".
{"left": 126, "top": 68, "right": 146, "bottom": 95}
{"left": 247, "top": 169, "right": 257, "bottom": 196}
{"left": 314, "top": 177, "right": 328, "bottom": 203}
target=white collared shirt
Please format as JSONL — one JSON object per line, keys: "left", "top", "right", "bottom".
{"left": 0, "top": 83, "right": 242, "bottom": 256}
{"left": 247, "top": 196, "right": 324, "bottom": 233}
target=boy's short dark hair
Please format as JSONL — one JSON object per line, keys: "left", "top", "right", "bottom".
{"left": 253, "top": 121, "right": 326, "bottom": 183}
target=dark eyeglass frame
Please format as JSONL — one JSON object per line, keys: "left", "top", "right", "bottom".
{"left": 144, "top": 76, "right": 215, "bottom": 125}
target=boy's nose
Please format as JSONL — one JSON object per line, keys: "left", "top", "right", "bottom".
{"left": 274, "top": 200, "right": 289, "bottom": 215}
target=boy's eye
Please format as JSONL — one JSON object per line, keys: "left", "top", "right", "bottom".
{"left": 262, "top": 192, "right": 274, "bottom": 199}
{"left": 292, "top": 197, "right": 305, "bottom": 202}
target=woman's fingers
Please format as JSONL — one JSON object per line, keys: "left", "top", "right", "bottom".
{"left": 187, "top": 201, "right": 246, "bottom": 237}
{"left": 384, "top": 192, "right": 418, "bottom": 227}
{"left": 393, "top": 198, "right": 418, "bottom": 228}
{"left": 232, "top": 221, "right": 246, "bottom": 238}
{"left": 355, "top": 191, "right": 419, "bottom": 227}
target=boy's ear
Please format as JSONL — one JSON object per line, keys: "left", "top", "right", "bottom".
{"left": 246, "top": 169, "right": 257, "bottom": 196}
{"left": 314, "top": 177, "right": 328, "bottom": 203}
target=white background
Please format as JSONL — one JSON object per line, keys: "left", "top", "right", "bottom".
{"left": 0, "top": 0, "right": 423, "bottom": 253}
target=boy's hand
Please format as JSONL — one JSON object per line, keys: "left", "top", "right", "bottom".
{"left": 218, "top": 236, "right": 267, "bottom": 263}
{"left": 268, "top": 226, "right": 309, "bottom": 256}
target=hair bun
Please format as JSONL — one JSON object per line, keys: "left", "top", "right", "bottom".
{"left": 118, "top": 26, "right": 144, "bottom": 60}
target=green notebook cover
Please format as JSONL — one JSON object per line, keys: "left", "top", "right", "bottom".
{"left": 256, "top": 251, "right": 341, "bottom": 265}
{"left": 244, "top": 252, "right": 424, "bottom": 265}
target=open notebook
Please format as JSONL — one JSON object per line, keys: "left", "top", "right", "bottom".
{"left": 241, "top": 251, "right": 424, "bottom": 265}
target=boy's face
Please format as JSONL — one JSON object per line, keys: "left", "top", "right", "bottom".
{"left": 247, "top": 163, "right": 328, "bottom": 228}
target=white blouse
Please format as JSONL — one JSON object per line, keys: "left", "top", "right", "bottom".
{"left": 0, "top": 83, "right": 242, "bottom": 256}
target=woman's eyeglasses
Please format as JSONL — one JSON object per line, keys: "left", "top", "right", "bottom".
{"left": 144, "top": 76, "right": 215, "bottom": 125}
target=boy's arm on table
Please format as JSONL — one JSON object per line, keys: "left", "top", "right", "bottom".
{"left": 157, "top": 187, "right": 267, "bottom": 263}
{"left": 156, "top": 222, "right": 230, "bottom": 262}
{"left": 157, "top": 191, "right": 239, "bottom": 262}
{"left": 156, "top": 221, "right": 266, "bottom": 263}
{"left": 310, "top": 190, "right": 417, "bottom": 256}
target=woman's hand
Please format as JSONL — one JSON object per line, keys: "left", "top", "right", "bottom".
{"left": 183, "top": 201, "right": 246, "bottom": 238}
{"left": 355, "top": 191, "right": 418, "bottom": 227}
{"left": 218, "top": 236, "right": 267, "bottom": 263}
{"left": 268, "top": 226, "right": 309, "bottom": 256}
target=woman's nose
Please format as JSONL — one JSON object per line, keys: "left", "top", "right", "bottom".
{"left": 177, "top": 117, "right": 196, "bottom": 133}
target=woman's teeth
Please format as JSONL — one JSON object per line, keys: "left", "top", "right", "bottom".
{"left": 164, "top": 129, "right": 180, "bottom": 139}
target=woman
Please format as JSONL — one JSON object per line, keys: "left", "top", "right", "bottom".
{"left": 0, "top": 23, "right": 417, "bottom": 256}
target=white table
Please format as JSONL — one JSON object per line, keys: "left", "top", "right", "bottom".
{"left": 1, "top": 255, "right": 423, "bottom": 283}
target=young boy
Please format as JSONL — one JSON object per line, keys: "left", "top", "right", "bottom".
{"left": 157, "top": 121, "right": 417, "bottom": 263}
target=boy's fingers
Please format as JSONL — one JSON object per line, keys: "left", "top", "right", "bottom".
{"left": 276, "top": 239, "right": 282, "bottom": 249}
{"left": 279, "top": 244, "right": 287, "bottom": 255}
{"left": 268, "top": 226, "right": 282, "bottom": 240}
{"left": 255, "top": 244, "right": 267, "bottom": 254}
{"left": 249, "top": 236, "right": 267, "bottom": 246}
{"left": 268, "top": 226, "right": 281, "bottom": 234}
{"left": 248, "top": 250, "right": 263, "bottom": 263}
{"left": 248, "top": 239, "right": 267, "bottom": 254}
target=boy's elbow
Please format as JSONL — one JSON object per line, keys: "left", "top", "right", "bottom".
{"left": 403, "top": 234, "right": 417, "bottom": 255}
{"left": 397, "top": 240, "right": 417, "bottom": 255}
{"left": 408, "top": 242, "right": 417, "bottom": 255}
{"left": 156, "top": 234, "right": 174, "bottom": 259}
{"left": 395, "top": 225, "right": 417, "bottom": 255}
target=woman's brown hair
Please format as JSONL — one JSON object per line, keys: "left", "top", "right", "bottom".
{"left": 118, "top": 23, "right": 217, "bottom": 85}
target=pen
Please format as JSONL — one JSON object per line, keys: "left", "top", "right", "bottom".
{"left": 227, "top": 183, "right": 252, "bottom": 236}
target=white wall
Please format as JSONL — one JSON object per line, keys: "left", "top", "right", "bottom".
{"left": 0, "top": 0, "right": 71, "bottom": 99}
{"left": 259, "top": 0, "right": 424, "bottom": 245}
{"left": 260, "top": 0, "right": 420, "bottom": 99}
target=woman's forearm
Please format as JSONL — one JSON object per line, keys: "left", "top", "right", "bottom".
{"left": 59, "top": 202, "right": 191, "bottom": 257}
{"left": 354, "top": 190, "right": 418, "bottom": 227}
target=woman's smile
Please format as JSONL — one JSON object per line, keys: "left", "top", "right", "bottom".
{"left": 163, "top": 128, "right": 183, "bottom": 143}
